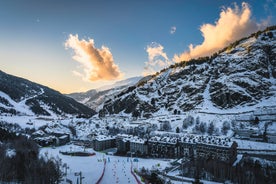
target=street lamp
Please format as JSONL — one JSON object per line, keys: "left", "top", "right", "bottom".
{"left": 181, "top": 159, "right": 184, "bottom": 184}
{"left": 63, "top": 163, "right": 69, "bottom": 178}
{"left": 74, "top": 171, "right": 85, "bottom": 184}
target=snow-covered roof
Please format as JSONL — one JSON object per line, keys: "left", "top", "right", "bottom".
{"left": 95, "top": 135, "right": 115, "bottom": 141}
{"left": 32, "top": 130, "right": 45, "bottom": 136}
{"left": 117, "top": 133, "right": 133, "bottom": 139}
{"left": 180, "top": 134, "right": 233, "bottom": 148}
{"left": 129, "top": 136, "right": 146, "bottom": 144}
{"left": 148, "top": 136, "right": 178, "bottom": 145}
{"left": 59, "top": 135, "right": 69, "bottom": 139}
{"left": 34, "top": 135, "right": 56, "bottom": 142}
{"left": 148, "top": 134, "right": 234, "bottom": 148}
{"left": 44, "top": 123, "right": 71, "bottom": 135}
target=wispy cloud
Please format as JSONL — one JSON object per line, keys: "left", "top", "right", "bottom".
{"left": 72, "top": 70, "right": 84, "bottom": 79}
{"left": 170, "top": 26, "right": 176, "bottom": 34}
{"left": 143, "top": 42, "right": 171, "bottom": 76}
{"left": 65, "top": 34, "right": 123, "bottom": 81}
{"left": 174, "top": 2, "right": 269, "bottom": 62}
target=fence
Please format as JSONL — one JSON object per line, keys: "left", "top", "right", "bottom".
{"left": 95, "top": 160, "right": 106, "bottom": 184}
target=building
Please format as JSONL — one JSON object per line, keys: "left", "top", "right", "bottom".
{"left": 116, "top": 134, "right": 131, "bottom": 154}
{"left": 34, "top": 136, "right": 56, "bottom": 147}
{"left": 234, "top": 127, "right": 262, "bottom": 141}
{"left": 56, "top": 134, "right": 70, "bottom": 146}
{"left": 116, "top": 134, "right": 148, "bottom": 156}
{"left": 179, "top": 135, "right": 197, "bottom": 158}
{"left": 32, "top": 130, "right": 70, "bottom": 146}
{"left": 148, "top": 136, "right": 179, "bottom": 158}
{"left": 90, "top": 133, "right": 238, "bottom": 164}
{"left": 194, "top": 136, "right": 238, "bottom": 163}
{"left": 147, "top": 134, "right": 237, "bottom": 164}
{"left": 129, "top": 137, "right": 148, "bottom": 156}
{"left": 93, "top": 135, "right": 116, "bottom": 151}
{"left": 266, "top": 122, "right": 276, "bottom": 143}
{"left": 179, "top": 134, "right": 237, "bottom": 163}
{"left": 267, "top": 131, "right": 276, "bottom": 143}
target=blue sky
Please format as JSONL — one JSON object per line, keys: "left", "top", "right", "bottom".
{"left": 0, "top": 0, "right": 275, "bottom": 93}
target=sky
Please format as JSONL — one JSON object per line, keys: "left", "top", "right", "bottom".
{"left": 0, "top": 0, "right": 275, "bottom": 93}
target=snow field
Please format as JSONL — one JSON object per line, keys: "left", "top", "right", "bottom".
{"left": 40, "top": 144, "right": 169, "bottom": 184}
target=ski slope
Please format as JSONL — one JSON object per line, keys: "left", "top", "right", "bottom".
{"left": 40, "top": 144, "right": 169, "bottom": 184}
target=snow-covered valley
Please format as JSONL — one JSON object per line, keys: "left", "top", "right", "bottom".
{"left": 0, "top": 27, "right": 276, "bottom": 183}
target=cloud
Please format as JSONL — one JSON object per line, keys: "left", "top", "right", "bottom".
{"left": 143, "top": 42, "right": 172, "bottom": 75}
{"left": 170, "top": 26, "right": 176, "bottom": 34}
{"left": 72, "top": 70, "right": 85, "bottom": 79}
{"left": 173, "top": 2, "right": 269, "bottom": 62}
{"left": 65, "top": 34, "right": 123, "bottom": 81}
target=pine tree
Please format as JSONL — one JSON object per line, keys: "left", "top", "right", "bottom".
{"left": 151, "top": 98, "right": 156, "bottom": 107}
{"left": 176, "top": 127, "right": 180, "bottom": 133}
{"left": 207, "top": 122, "right": 215, "bottom": 135}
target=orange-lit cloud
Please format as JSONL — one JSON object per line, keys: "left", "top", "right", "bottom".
{"left": 174, "top": 2, "right": 269, "bottom": 62}
{"left": 143, "top": 42, "right": 172, "bottom": 76}
{"left": 65, "top": 34, "right": 123, "bottom": 81}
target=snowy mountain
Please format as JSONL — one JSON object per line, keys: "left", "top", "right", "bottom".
{"left": 97, "top": 76, "right": 142, "bottom": 91}
{"left": 0, "top": 70, "right": 96, "bottom": 117}
{"left": 67, "top": 76, "right": 142, "bottom": 111}
{"left": 99, "top": 27, "right": 276, "bottom": 117}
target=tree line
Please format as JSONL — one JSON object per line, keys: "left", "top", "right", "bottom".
{"left": 180, "top": 156, "right": 276, "bottom": 184}
{"left": 0, "top": 125, "right": 62, "bottom": 183}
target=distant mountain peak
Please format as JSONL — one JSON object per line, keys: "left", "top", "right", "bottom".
{"left": 67, "top": 76, "right": 142, "bottom": 111}
{"left": 96, "top": 76, "right": 142, "bottom": 92}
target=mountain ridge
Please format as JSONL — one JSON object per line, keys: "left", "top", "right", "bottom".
{"left": 99, "top": 26, "right": 276, "bottom": 117}
{"left": 0, "top": 70, "right": 96, "bottom": 117}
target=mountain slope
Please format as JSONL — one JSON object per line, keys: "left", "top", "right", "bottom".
{"left": 0, "top": 70, "right": 96, "bottom": 117}
{"left": 67, "top": 76, "right": 142, "bottom": 111}
{"left": 99, "top": 27, "right": 276, "bottom": 117}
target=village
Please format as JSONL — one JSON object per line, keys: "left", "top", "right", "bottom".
{"left": 29, "top": 112, "right": 276, "bottom": 164}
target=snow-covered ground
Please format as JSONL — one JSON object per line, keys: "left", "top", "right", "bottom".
{"left": 40, "top": 144, "right": 170, "bottom": 184}
{"left": 1, "top": 113, "right": 275, "bottom": 183}
{"left": 0, "top": 91, "right": 35, "bottom": 116}
{"left": 40, "top": 144, "right": 224, "bottom": 184}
